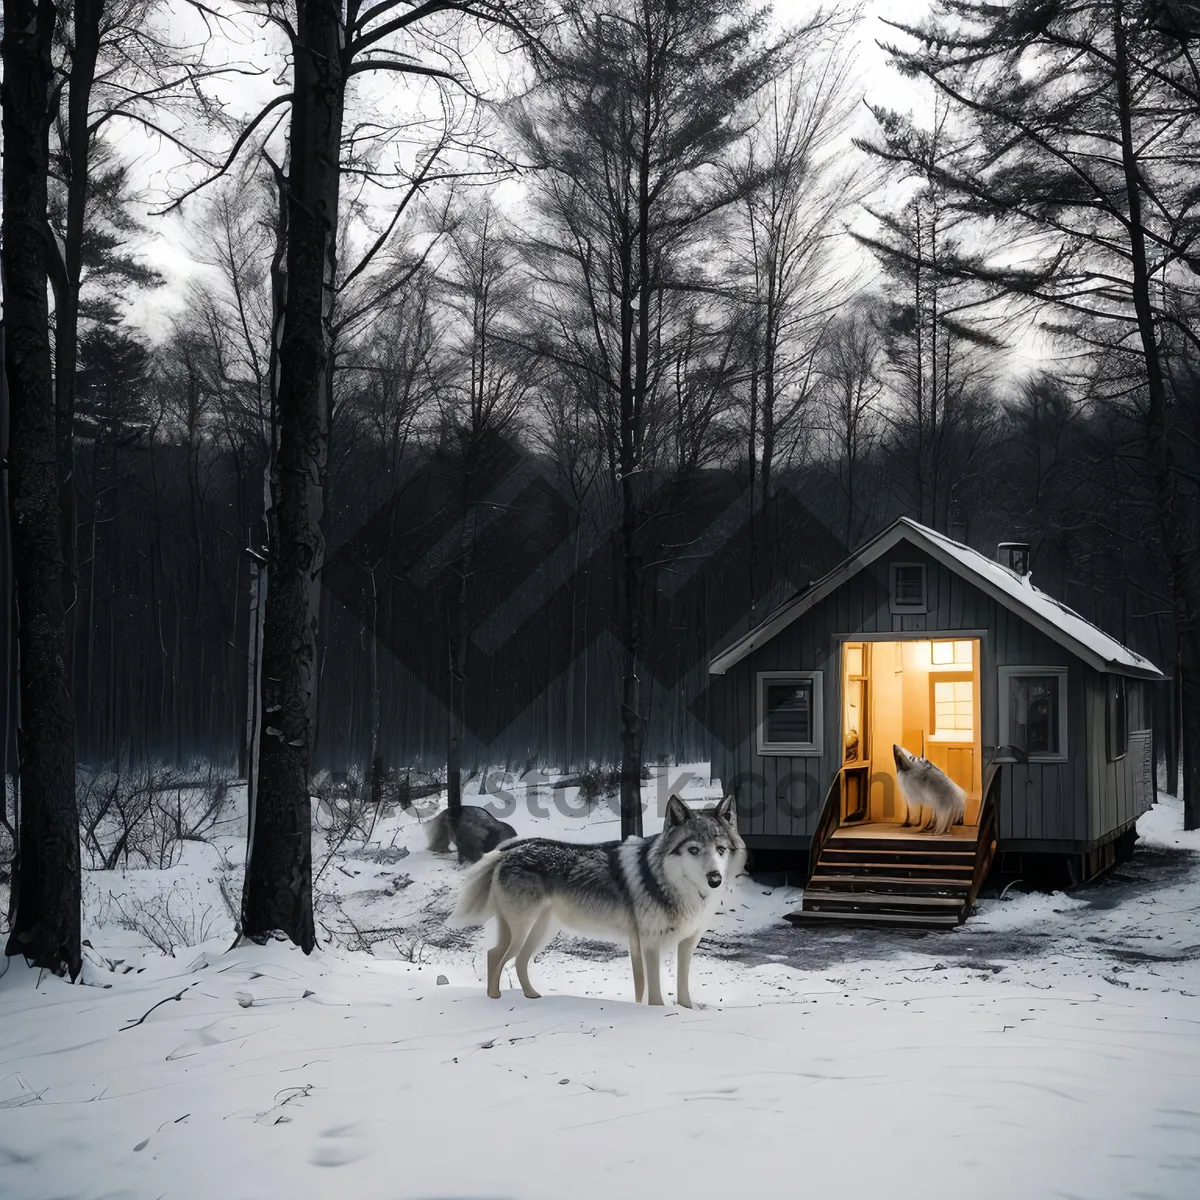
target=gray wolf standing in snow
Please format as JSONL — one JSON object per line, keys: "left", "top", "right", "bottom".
{"left": 451, "top": 794, "right": 745, "bottom": 1007}
{"left": 893, "top": 744, "right": 966, "bottom": 835}
{"left": 427, "top": 805, "right": 517, "bottom": 865}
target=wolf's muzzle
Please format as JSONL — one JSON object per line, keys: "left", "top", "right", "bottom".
{"left": 706, "top": 871, "right": 723, "bottom": 889}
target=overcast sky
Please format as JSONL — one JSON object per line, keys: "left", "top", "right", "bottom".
{"left": 117, "top": 0, "right": 1062, "bottom": 378}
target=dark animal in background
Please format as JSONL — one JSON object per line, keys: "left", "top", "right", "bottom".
{"left": 427, "top": 805, "right": 517, "bottom": 865}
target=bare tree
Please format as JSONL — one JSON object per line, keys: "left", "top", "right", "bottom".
{"left": 229, "top": 0, "right": 537, "bottom": 949}
{"left": 817, "top": 303, "right": 884, "bottom": 547}
{"left": 436, "top": 198, "right": 539, "bottom": 817}
{"left": 734, "top": 25, "right": 861, "bottom": 498}
{"left": 514, "top": 0, "right": 789, "bottom": 837}
{"left": 855, "top": 153, "right": 1005, "bottom": 532}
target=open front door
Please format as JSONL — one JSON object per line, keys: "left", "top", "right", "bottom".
{"left": 838, "top": 636, "right": 984, "bottom": 830}
{"left": 852, "top": 636, "right": 983, "bottom": 828}
{"left": 841, "top": 641, "right": 870, "bottom": 823}
{"left": 921, "top": 640, "right": 983, "bottom": 824}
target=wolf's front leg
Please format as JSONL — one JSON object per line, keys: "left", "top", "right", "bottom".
{"left": 676, "top": 932, "right": 702, "bottom": 1008}
{"left": 629, "top": 930, "right": 645, "bottom": 1003}
{"left": 643, "top": 945, "right": 664, "bottom": 1006}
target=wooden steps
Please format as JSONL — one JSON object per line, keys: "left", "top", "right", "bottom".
{"left": 785, "top": 908, "right": 961, "bottom": 929}
{"left": 793, "top": 826, "right": 980, "bottom": 928}
{"left": 804, "top": 874, "right": 972, "bottom": 892}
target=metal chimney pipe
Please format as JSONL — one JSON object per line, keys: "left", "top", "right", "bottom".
{"left": 997, "top": 541, "right": 1030, "bottom": 576}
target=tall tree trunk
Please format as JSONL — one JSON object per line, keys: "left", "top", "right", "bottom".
{"left": 3, "top": 0, "right": 81, "bottom": 977}
{"left": 445, "top": 426, "right": 476, "bottom": 822}
{"left": 761, "top": 280, "right": 776, "bottom": 499}
{"left": 447, "top": 605, "right": 467, "bottom": 819}
{"left": 1166, "top": 671, "right": 1179, "bottom": 797}
{"left": 241, "top": 0, "right": 345, "bottom": 948}
{"left": 914, "top": 206, "right": 925, "bottom": 523}
{"left": 617, "top": 470, "right": 643, "bottom": 839}
{"left": 54, "top": 0, "right": 102, "bottom": 702}
{"left": 368, "top": 563, "right": 383, "bottom": 813}
{"left": 1113, "top": 0, "right": 1200, "bottom": 829}
{"left": 617, "top": 241, "right": 641, "bottom": 839}
{"left": 446, "top": 478, "right": 470, "bottom": 822}
{"left": 246, "top": 164, "right": 288, "bottom": 829}
{"left": 747, "top": 339, "right": 758, "bottom": 608}
{"left": 617, "top": 55, "right": 656, "bottom": 842}
{"left": 845, "top": 411, "right": 855, "bottom": 549}
{"left": 1, "top": 329, "right": 17, "bottom": 914}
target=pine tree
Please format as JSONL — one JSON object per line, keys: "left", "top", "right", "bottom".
{"left": 863, "top": 0, "right": 1200, "bottom": 825}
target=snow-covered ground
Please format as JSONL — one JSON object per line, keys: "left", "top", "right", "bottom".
{"left": 2, "top": 769, "right": 1199, "bottom": 1199}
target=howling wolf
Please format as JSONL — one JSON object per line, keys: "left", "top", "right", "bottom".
{"left": 451, "top": 795, "right": 745, "bottom": 1007}
{"left": 893, "top": 744, "right": 966, "bottom": 835}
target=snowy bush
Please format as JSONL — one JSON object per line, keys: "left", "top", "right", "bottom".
{"left": 98, "top": 879, "right": 227, "bottom": 955}
{"left": 78, "top": 762, "right": 234, "bottom": 870}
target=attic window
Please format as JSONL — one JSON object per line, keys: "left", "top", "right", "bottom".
{"left": 889, "top": 562, "right": 927, "bottom": 614}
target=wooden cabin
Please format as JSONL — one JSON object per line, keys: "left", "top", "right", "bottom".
{"left": 707, "top": 518, "right": 1163, "bottom": 927}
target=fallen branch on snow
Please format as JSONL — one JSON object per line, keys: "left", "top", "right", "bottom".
{"left": 120, "top": 982, "right": 199, "bottom": 1031}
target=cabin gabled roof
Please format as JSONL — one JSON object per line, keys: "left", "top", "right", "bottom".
{"left": 708, "top": 517, "right": 1163, "bottom": 679}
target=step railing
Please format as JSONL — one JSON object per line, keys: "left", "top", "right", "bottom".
{"left": 966, "top": 763, "right": 1001, "bottom": 911}
{"left": 807, "top": 772, "right": 842, "bottom": 883}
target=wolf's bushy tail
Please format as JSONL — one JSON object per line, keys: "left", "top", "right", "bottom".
{"left": 448, "top": 849, "right": 504, "bottom": 927}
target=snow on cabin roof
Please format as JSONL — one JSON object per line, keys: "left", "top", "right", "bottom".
{"left": 708, "top": 517, "right": 1164, "bottom": 679}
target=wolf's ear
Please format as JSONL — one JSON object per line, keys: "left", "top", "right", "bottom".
{"left": 665, "top": 794, "right": 691, "bottom": 827}
{"left": 713, "top": 795, "right": 735, "bottom": 824}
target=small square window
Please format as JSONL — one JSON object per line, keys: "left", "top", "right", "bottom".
{"left": 999, "top": 667, "right": 1068, "bottom": 761}
{"left": 1107, "top": 676, "right": 1127, "bottom": 761}
{"left": 889, "top": 562, "right": 927, "bottom": 613}
{"left": 931, "top": 639, "right": 973, "bottom": 666}
{"left": 757, "top": 671, "right": 823, "bottom": 756}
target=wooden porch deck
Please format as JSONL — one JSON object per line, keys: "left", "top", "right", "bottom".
{"left": 830, "top": 822, "right": 978, "bottom": 844}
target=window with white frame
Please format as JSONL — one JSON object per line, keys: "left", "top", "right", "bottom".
{"left": 889, "top": 562, "right": 927, "bottom": 614}
{"left": 757, "top": 671, "right": 823, "bottom": 756}
{"left": 999, "top": 666, "right": 1068, "bottom": 761}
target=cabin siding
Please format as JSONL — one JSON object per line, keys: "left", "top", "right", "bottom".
{"left": 711, "top": 538, "right": 1152, "bottom": 852}
{"left": 1084, "top": 676, "right": 1152, "bottom": 842}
